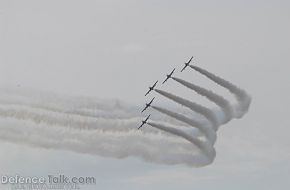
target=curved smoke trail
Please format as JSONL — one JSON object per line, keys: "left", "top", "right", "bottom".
{"left": 148, "top": 121, "right": 216, "bottom": 165}
{"left": 0, "top": 66, "right": 251, "bottom": 167}
{"left": 0, "top": 88, "right": 207, "bottom": 166}
{"left": 155, "top": 89, "right": 219, "bottom": 130}
{"left": 190, "top": 65, "right": 251, "bottom": 118}
{"left": 151, "top": 105, "right": 216, "bottom": 145}
{"left": 172, "top": 77, "right": 233, "bottom": 124}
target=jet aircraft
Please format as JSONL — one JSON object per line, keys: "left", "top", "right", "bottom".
{"left": 162, "top": 68, "right": 175, "bottom": 84}
{"left": 181, "top": 56, "right": 193, "bottom": 72}
{"left": 141, "top": 97, "right": 155, "bottom": 113}
{"left": 145, "top": 81, "right": 158, "bottom": 96}
{"left": 138, "top": 115, "right": 150, "bottom": 129}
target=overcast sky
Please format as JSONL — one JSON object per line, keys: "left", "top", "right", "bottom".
{"left": 0, "top": 0, "right": 290, "bottom": 190}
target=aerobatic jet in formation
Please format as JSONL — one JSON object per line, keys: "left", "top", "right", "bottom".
{"left": 138, "top": 115, "right": 150, "bottom": 129}
{"left": 141, "top": 97, "right": 155, "bottom": 113}
{"left": 181, "top": 56, "right": 193, "bottom": 72}
{"left": 145, "top": 81, "right": 158, "bottom": 96}
{"left": 162, "top": 68, "right": 175, "bottom": 84}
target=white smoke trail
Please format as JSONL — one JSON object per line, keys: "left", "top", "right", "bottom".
{"left": 155, "top": 89, "right": 219, "bottom": 130}
{"left": 148, "top": 121, "right": 215, "bottom": 165}
{"left": 0, "top": 104, "right": 140, "bottom": 132}
{"left": 0, "top": 87, "right": 139, "bottom": 119}
{"left": 0, "top": 116, "right": 206, "bottom": 166}
{"left": 0, "top": 89, "right": 210, "bottom": 166}
{"left": 151, "top": 105, "right": 216, "bottom": 144}
{"left": 0, "top": 65, "right": 251, "bottom": 167}
{"left": 172, "top": 77, "right": 233, "bottom": 124}
{"left": 190, "top": 65, "right": 251, "bottom": 118}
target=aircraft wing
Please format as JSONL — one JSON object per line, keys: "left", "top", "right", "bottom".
{"left": 141, "top": 106, "right": 147, "bottom": 113}
{"left": 162, "top": 77, "right": 169, "bottom": 84}
{"left": 149, "top": 97, "right": 155, "bottom": 104}
{"left": 153, "top": 81, "right": 158, "bottom": 88}
{"left": 181, "top": 65, "right": 187, "bottom": 72}
{"left": 145, "top": 115, "right": 150, "bottom": 122}
{"left": 188, "top": 56, "right": 193, "bottom": 63}
{"left": 138, "top": 123, "right": 144, "bottom": 129}
{"left": 145, "top": 89, "right": 151, "bottom": 96}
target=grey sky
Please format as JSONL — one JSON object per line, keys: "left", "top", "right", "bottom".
{"left": 0, "top": 0, "right": 290, "bottom": 190}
